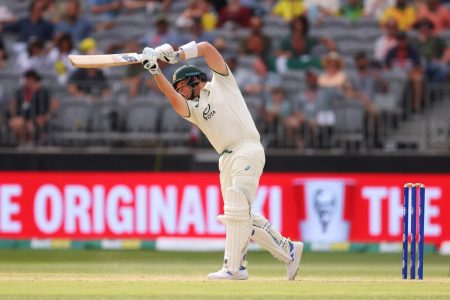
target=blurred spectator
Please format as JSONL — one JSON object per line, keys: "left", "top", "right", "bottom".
{"left": 263, "top": 86, "right": 292, "bottom": 141}
{"left": 16, "top": 37, "right": 51, "bottom": 73}
{"left": 374, "top": 18, "right": 398, "bottom": 63}
{"left": 340, "top": 0, "right": 364, "bottom": 22}
{"left": 416, "top": 0, "right": 450, "bottom": 34}
{"left": 349, "top": 51, "right": 383, "bottom": 147}
{"left": 284, "top": 71, "right": 322, "bottom": 148}
{"left": 139, "top": 15, "right": 182, "bottom": 48}
{"left": 300, "top": 70, "right": 322, "bottom": 147}
{"left": 318, "top": 51, "right": 352, "bottom": 93}
{"left": 9, "top": 70, "right": 56, "bottom": 145}
{"left": 385, "top": 32, "right": 421, "bottom": 71}
{"left": 68, "top": 37, "right": 109, "bottom": 99}
{"left": 276, "top": 15, "right": 333, "bottom": 72}
{"left": 239, "top": 16, "right": 271, "bottom": 64}
{"left": 227, "top": 56, "right": 250, "bottom": 90}
{"left": 303, "top": 0, "right": 340, "bottom": 24}
{"left": 411, "top": 18, "right": 449, "bottom": 83}
{"left": 0, "top": 35, "right": 7, "bottom": 69}
{"left": 123, "top": 0, "right": 172, "bottom": 14}
{"left": 279, "top": 15, "right": 335, "bottom": 55}
{"left": 218, "top": 0, "right": 253, "bottom": 28}
{"left": 179, "top": 17, "right": 217, "bottom": 45}
{"left": 78, "top": 37, "right": 99, "bottom": 55}
{"left": 43, "top": 0, "right": 68, "bottom": 23}
{"left": 0, "top": 5, "right": 14, "bottom": 23}
{"left": 380, "top": 0, "right": 415, "bottom": 32}
{"left": 176, "top": 0, "right": 217, "bottom": 31}
{"left": 301, "top": 69, "right": 321, "bottom": 116}
{"left": 385, "top": 32, "right": 423, "bottom": 112}
{"left": 209, "top": 0, "right": 228, "bottom": 13}
{"left": 316, "top": 51, "right": 352, "bottom": 141}
{"left": 47, "top": 33, "right": 78, "bottom": 84}
{"left": 55, "top": 0, "right": 93, "bottom": 44}
{"left": 277, "top": 31, "right": 323, "bottom": 72}
{"left": 315, "top": 58, "right": 343, "bottom": 148}
{"left": 68, "top": 68, "right": 110, "bottom": 99}
{"left": 87, "top": 0, "right": 121, "bottom": 31}
{"left": 272, "top": 0, "right": 305, "bottom": 22}
{"left": 348, "top": 52, "right": 379, "bottom": 114}
{"left": 2, "top": 1, "right": 54, "bottom": 54}
{"left": 364, "top": 0, "right": 395, "bottom": 20}
{"left": 240, "top": 0, "right": 271, "bottom": 16}
{"left": 229, "top": 56, "right": 281, "bottom": 95}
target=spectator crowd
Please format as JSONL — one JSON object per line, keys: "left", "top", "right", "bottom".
{"left": 0, "top": 0, "right": 449, "bottom": 150}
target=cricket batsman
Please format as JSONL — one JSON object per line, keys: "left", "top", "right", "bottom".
{"left": 141, "top": 41, "right": 303, "bottom": 280}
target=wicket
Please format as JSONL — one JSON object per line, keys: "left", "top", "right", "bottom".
{"left": 402, "top": 183, "right": 425, "bottom": 280}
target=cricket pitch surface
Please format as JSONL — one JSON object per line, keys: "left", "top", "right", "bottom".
{"left": 0, "top": 250, "right": 449, "bottom": 299}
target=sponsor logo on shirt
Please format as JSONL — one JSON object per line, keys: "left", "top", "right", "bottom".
{"left": 202, "top": 104, "right": 216, "bottom": 121}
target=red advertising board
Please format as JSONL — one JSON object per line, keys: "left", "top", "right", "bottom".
{"left": 0, "top": 172, "right": 448, "bottom": 245}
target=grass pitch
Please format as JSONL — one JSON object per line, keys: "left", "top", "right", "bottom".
{"left": 0, "top": 249, "right": 449, "bottom": 299}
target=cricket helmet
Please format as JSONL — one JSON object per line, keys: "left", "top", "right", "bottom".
{"left": 172, "top": 65, "right": 207, "bottom": 89}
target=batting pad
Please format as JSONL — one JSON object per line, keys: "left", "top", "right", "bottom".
{"left": 223, "top": 187, "right": 251, "bottom": 274}
{"left": 251, "top": 213, "right": 293, "bottom": 263}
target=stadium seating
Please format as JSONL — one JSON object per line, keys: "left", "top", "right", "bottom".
{"left": 0, "top": 0, "right": 448, "bottom": 152}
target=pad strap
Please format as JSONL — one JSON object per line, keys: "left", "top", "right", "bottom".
{"left": 251, "top": 213, "right": 293, "bottom": 263}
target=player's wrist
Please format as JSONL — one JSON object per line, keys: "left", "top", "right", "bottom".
{"left": 148, "top": 67, "right": 161, "bottom": 75}
{"left": 179, "top": 41, "right": 198, "bottom": 59}
{"left": 176, "top": 50, "right": 185, "bottom": 61}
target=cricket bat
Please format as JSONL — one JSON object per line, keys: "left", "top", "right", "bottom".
{"left": 68, "top": 53, "right": 142, "bottom": 68}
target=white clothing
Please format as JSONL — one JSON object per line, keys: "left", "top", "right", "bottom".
{"left": 180, "top": 64, "right": 297, "bottom": 277}
{"left": 303, "top": 0, "right": 340, "bottom": 14}
{"left": 219, "top": 140, "right": 265, "bottom": 202}
{"left": 183, "top": 68, "right": 260, "bottom": 154}
{"left": 16, "top": 53, "right": 51, "bottom": 73}
{"left": 374, "top": 35, "right": 397, "bottom": 62}
{"left": 364, "top": 0, "right": 395, "bottom": 20}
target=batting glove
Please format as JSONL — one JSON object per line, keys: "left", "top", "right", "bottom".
{"left": 142, "top": 47, "right": 161, "bottom": 75}
{"left": 155, "top": 43, "right": 179, "bottom": 64}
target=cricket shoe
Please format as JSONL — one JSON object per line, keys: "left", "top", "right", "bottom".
{"left": 207, "top": 266, "right": 249, "bottom": 280}
{"left": 287, "top": 241, "right": 304, "bottom": 280}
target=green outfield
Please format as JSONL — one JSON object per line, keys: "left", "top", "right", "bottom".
{"left": 0, "top": 250, "right": 449, "bottom": 299}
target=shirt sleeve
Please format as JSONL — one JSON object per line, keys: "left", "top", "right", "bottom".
{"left": 181, "top": 100, "right": 199, "bottom": 124}
{"left": 210, "top": 65, "right": 239, "bottom": 92}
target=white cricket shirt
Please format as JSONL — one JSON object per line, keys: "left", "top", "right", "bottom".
{"left": 183, "top": 67, "right": 260, "bottom": 153}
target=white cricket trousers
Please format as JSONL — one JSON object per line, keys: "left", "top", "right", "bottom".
{"left": 218, "top": 139, "right": 265, "bottom": 203}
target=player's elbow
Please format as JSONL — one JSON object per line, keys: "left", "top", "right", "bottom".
{"left": 197, "top": 41, "right": 215, "bottom": 56}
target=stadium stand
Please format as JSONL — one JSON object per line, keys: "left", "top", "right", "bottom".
{"left": 0, "top": 0, "right": 448, "bottom": 153}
